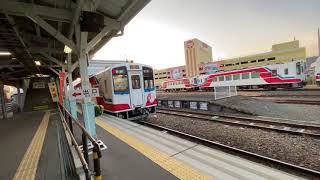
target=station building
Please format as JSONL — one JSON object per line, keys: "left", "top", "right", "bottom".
{"left": 154, "top": 40, "right": 306, "bottom": 87}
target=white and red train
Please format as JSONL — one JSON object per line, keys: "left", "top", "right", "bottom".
{"left": 315, "top": 57, "right": 320, "bottom": 86}
{"left": 77, "top": 63, "right": 157, "bottom": 118}
{"left": 161, "top": 60, "right": 306, "bottom": 91}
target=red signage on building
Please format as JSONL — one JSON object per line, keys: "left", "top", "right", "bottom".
{"left": 186, "top": 40, "right": 194, "bottom": 48}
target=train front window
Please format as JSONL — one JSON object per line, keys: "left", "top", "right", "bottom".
{"left": 143, "top": 67, "right": 154, "bottom": 89}
{"left": 131, "top": 75, "right": 141, "bottom": 89}
{"left": 112, "top": 66, "right": 129, "bottom": 93}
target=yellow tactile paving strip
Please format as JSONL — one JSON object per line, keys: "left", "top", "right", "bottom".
{"left": 13, "top": 111, "right": 51, "bottom": 180}
{"left": 96, "top": 118, "right": 212, "bottom": 180}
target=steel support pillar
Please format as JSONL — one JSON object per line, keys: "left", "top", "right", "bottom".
{"left": 16, "top": 80, "right": 22, "bottom": 112}
{"left": 0, "top": 81, "right": 6, "bottom": 119}
{"left": 67, "top": 53, "right": 77, "bottom": 119}
{"left": 21, "top": 79, "right": 30, "bottom": 111}
{"left": 79, "top": 31, "right": 96, "bottom": 138}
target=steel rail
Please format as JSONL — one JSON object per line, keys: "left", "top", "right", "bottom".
{"left": 156, "top": 107, "right": 320, "bottom": 137}
{"left": 140, "top": 121, "right": 320, "bottom": 177}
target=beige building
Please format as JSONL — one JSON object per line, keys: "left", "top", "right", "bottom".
{"left": 154, "top": 39, "right": 306, "bottom": 88}
{"left": 184, "top": 38, "right": 213, "bottom": 77}
{"left": 217, "top": 40, "right": 306, "bottom": 71}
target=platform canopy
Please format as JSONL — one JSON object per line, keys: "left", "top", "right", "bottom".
{"left": 0, "top": 0, "right": 150, "bottom": 85}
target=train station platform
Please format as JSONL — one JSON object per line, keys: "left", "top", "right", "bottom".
{"left": 0, "top": 108, "right": 177, "bottom": 180}
{"left": 0, "top": 109, "right": 66, "bottom": 180}
{"left": 95, "top": 114, "right": 304, "bottom": 180}
{"left": 1, "top": 105, "right": 306, "bottom": 180}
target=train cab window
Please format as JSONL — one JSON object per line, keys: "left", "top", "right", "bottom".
{"left": 225, "top": 75, "right": 232, "bottom": 81}
{"left": 214, "top": 76, "right": 218, "bottom": 82}
{"left": 251, "top": 72, "right": 260, "bottom": 78}
{"left": 233, "top": 74, "right": 240, "bottom": 80}
{"left": 271, "top": 69, "right": 277, "bottom": 77}
{"left": 131, "top": 75, "right": 141, "bottom": 89}
{"left": 241, "top": 73, "right": 250, "bottom": 79}
{"left": 143, "top": 67, "right": 154, "bottom": 89}
{"left": 296, "top": 62, "right": 301, "bottom": 75}
{"left": 218, "top": 76, "right": 224, "bottom": 81}
{"left": 112, "top": 67, "right": 129, "bottom": 93}
{"left": 284, "top": 68, "right": 289, "bottom": 75}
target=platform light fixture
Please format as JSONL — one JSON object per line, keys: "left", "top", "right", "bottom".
{"left": 64, "top": 45, "right": 72, "bottom": 54}
{"left": 0, "top": 52, "right": 11, "bottom": 56}
{"left": 35, "top": 60, "right": 41, "bottom": 66}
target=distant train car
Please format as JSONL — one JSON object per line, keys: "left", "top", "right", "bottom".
{"left": 89, "top": 63, "right": 157, "bottom": 118}
{"left": 160, "top": 60, "right": 306, "bottom": 91}
{"left": 315, "top": 57, "right": 320, "bottom": 86}
{"left": 200, "top": 60, "right": 306, "bottom": 90}
{"left": 160, "top": 77, "right": 200, "bottom": 91}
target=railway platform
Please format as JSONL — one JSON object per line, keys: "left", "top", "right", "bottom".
{"left": 0, "top": 109, "right": 64, "bottom": 180}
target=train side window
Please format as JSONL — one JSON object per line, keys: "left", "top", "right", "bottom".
{"left": 251, "top": 72, "right": 260, "bottom": 78}
{"left": 284, "top": 68, "right": 289, "bottom": 75}
{"left": 258, "top": 59, "right": 265, "bottom": 62}
{"left": 267, "top": 57, "right": 276, "bottom": 61}
{"left": 241, "top": 73, "right": 250, "bottom": 79}
{"left": 218, "top": 76, "right": 224, "bottom": 81}
{"left": 250, "top": 60, "right": 257, "bottom": 63}
{"left": 296, "top": 62, "right": 301, "bottom": 75}
{"left": 131, "top": 75, "right": 141, "bottom": 89}
{"left": 214, "top": 76, "right": 218, "bottom": 81}
{"left": 271, "top": 69, "right": 277, "bottom": 77}
{"left": 225, "top": 75, "right": 232, "bottom": 81}
{"left": 241, "top": 61, "right": 248, "bottom": 64}
{"left": 233, "top": 74, "right": 240, "bottom": 80}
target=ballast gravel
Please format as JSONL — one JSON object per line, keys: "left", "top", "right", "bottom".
{"left": 148, "top": 113, "right": 320, "bottom": 172}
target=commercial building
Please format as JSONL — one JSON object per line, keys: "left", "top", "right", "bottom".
{"left": 154, "top": 40, "right": 306, "bottom": 87}
{"left": 184, "top": 38, "right": 213, "bottom": 77}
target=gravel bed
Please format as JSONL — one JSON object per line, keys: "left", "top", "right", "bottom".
{"left": 148, "top": 114, "right": 320, "bottom": 172}
{"left": 158, "top": 93, "right": 320, "bottom": 123}
{"left": 212, "top": 96, "right": 320, "bottom": 123}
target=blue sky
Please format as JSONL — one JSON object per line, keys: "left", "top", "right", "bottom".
{"left": 94, "top": 0, "right": 320, "bottom": 69}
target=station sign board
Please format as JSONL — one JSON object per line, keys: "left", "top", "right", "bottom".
{"left": 69, "top": 88, "right": 99, "bottom": 100}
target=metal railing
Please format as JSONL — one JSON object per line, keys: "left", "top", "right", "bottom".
{"left": 214, "top": 86, "right": 238, "bottom": 100}
{"left": 58, "top": 104, "right": 102, "bottom": 180}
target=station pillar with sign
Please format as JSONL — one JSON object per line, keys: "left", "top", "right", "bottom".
{"left": 67, "top": 53, "right": 77, "bottom": 119}
{"left": 79, "top": 31, "right": 96, "bottom": 138}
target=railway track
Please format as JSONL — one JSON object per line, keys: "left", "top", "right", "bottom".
{"left": 270, "top": 99, "right": 320, "bottom": 105}
{"left": 140, "top": 120, "right": 320, "bottom": 177}
{"left": 156, "top": 107, "right": 320, "bottom": 137}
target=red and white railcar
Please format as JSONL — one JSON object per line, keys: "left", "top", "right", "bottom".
{"left": 200, "top": 60, "right": 306, "bottom": 90}
{"left": 88, "top": 63, "right": 157, "bottom": 118}
{"left": 160, "top": 60, "right": 306, "bottom": 91}
{"left": 161, "top": 77, "right": 199, "bottom": 91}
{"left": 315, "top": 57, "right": 320, "bottom": 86}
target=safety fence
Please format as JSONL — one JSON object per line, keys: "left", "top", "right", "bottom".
{"left": 214, "top": 86, "right": 238, "bottom": 100}
{"left": 58, "top": 104, "right": 102, "bottom": 180}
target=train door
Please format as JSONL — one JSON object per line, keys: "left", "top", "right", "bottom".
{"left": 129, "top": 70, "right": 144, "bottom": 107}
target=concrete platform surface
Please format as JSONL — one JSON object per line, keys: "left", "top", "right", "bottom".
{"left": 0, "top": 110, "right": 71, "bottom": 180}
{"left": 97, "top": 114, "right": 305, "bottom": 180}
